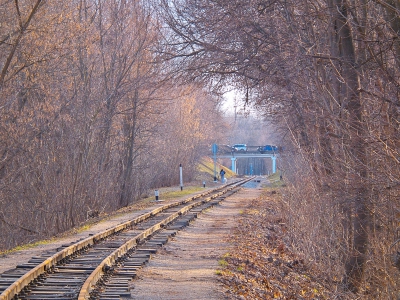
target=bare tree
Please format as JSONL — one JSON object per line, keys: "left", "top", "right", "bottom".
{"left": 156, "top": 0, "right": 400, "bottom": 296}
{"left": 0, "top": 0, "right": 221, "bottom": 250}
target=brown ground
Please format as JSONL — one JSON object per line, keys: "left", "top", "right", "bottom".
{"left": 127, "top": 185, "right": 263, "bottom": 299}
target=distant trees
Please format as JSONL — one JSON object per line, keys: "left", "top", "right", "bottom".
{"left": 157, "top": 0, "right": 400, "bottom": 297}
{"left": 1, "top": 0, "right": 399, "bottom": 295}
{"left": 150, "top": 86, "right": 223, "bottom": 186}
{"left": 0, "top": 1, "right": 222, "bottom": 250}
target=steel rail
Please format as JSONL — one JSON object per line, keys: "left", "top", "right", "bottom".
{"left": 77, "top": 183, "right": 245, "bottom": 299}
{"left": 0, "top": 179, "right": 249, "bottom": 300}
{"left": 90, "top": 185, "right": 247, "bottom": 299}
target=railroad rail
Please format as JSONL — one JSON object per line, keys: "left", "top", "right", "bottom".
{"left": 0, "top": 177, "right": 253, "bottom": 300}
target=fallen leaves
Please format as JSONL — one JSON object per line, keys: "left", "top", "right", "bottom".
{"left": 218, "top": 190, "right": 336, "bottom": 299}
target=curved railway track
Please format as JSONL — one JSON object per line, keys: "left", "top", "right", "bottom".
{"left": 0, "top": 178, "right": 253, "bottom": 300}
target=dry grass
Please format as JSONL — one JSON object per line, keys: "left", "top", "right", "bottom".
{"left": 218, "top": 187, "right": 347, "bottom": 299}
{"left": 197, "top": 156, "right": 236, "bottom": 180}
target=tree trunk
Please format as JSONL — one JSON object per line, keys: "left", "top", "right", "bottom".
{"left": 384, "top": 0, "right": 400, "bottom": 67}
{"left": 119, "top": 89, "right": 139, "bottom": 207}
{"left": 0, "top": 0, "right": 43, "bottom": 86}
{"left": 330, "top": 0, "right": 369, "bottom": 292}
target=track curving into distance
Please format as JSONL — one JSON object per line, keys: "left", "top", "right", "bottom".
{"left": 0, "top": 178, "right": 253, "bottom": 300}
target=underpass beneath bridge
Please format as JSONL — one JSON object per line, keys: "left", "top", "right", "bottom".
{"left": 213, "top": 145, "right": 280, "bottom": 176}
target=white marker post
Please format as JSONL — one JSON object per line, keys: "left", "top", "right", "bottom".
{"left": 179, "top": 164, "right": 183, "bottom": 191}
{"left": 155, "top": 190, "right": 159, "bottom": 201}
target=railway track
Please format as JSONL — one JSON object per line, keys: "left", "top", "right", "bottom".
{"left": 0, "top": 178, "right": 252, "bottom": 300}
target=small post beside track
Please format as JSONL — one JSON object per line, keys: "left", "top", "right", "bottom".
{"left": 155, "top": 190, "right": 159, "bottom": 201}
{"left": 179, "top": 164, "right": 183, "bottom": 191}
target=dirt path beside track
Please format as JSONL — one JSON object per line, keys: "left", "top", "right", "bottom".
{"left": 127, "top": 184, "right": 265, "bottom": 299}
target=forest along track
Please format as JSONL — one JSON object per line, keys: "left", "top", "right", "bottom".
{"left": 0, "top": 177, "right": 253, "bottom": 300}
